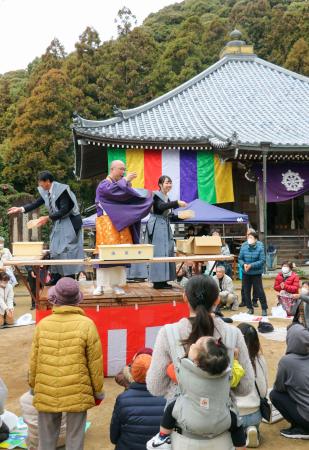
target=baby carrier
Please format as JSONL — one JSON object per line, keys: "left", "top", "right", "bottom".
{"left": 165, "top": 323, "right": 238, "bottom": 439}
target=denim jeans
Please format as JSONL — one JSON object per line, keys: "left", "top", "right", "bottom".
{"left": 240, "top": 410, "right": 262, "bottom": 429}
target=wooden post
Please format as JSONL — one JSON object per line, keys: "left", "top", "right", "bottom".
{"left": 262, "top": 151, "right": 268, "bottom": 256}
{"left": 260, "top": 142, "right": 271, "bottom": 270}
{"left": 233, "top": 256, "right": 237, "bottom": 281}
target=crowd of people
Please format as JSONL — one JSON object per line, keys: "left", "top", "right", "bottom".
{"left": 0, "top": 165, "right": 308, "bottom": 450}
{"left": 1, "top": 271, "right": 308, "bottom": 449}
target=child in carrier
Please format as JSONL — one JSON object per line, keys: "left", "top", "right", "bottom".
{"left": 147, "top": 336, "right": 246, "bottom": 450}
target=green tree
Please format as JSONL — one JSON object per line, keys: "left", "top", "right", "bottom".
{"left": 0, "top": 78, "right": 11, "bottom": 142}
{"left": 65, "top": 27, "right": 102, "bottom": 118}
{"left": 97, "top": 27, "right": 159, "bottom": 112}
{"left": 151, "top": 16, "right": 206, "bottom": 94}
{"left": 0, "top": 0, "right": 309, "bottom": 215}
{"left": 27, "top": 38, "right": 66, "bottom": 93}
{"left": 285, "top": 37, "right": 309, "bottom": 76}
{"left": 2, "top": 69, "right": 76, "bottom": 192}
{"left": 0, "top": 184, "right": 30, "bottom": 244}
{"left": 115, "top": 6, "right": 137, "bottom": 36}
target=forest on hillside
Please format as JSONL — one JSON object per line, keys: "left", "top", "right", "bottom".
{"left": 0, "top": 0, "right": 308, "bottom": 239}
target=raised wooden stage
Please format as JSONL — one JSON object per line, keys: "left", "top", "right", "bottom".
{"left": 7, "top": 255, "right": 233, "bottom": 375}
{"left": 36, "top": 281, "right": 188, "bottom": 376}
{"left": 5, "top": 253, "right": 235, "bottom": 307}
{"left": 38, "top": 281, "right": 184, "bottom": 310}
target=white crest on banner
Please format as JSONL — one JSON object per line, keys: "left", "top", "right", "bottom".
{"left": 281, "top": 170, "right": 304, "bottom": 192}
{"left": 237, "top": 217, "right": 244, "bottom": 222}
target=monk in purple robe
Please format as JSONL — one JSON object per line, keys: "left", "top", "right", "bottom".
{"left": 94, "top": 160, "right": 153, "bottom": 295}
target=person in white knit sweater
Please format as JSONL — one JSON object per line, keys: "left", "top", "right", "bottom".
{"left": 20, "top": 391, "right": 66, "bottom": 450}
{"left": 146, "top": 275, "right": 254, "bottom": 449}
{"left": 235, "top": 323, "right": 268, "bottom": 448}
{"left": 0, "top": 272, "right": 14, "bottom": 326}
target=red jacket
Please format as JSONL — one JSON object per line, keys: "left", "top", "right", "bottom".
{"left": 274, "top": 272, "right": 300, "bottom": 294}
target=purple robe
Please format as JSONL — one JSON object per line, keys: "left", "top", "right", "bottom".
{"left": 95, "top": 178, "right": 153, "bottom": 243}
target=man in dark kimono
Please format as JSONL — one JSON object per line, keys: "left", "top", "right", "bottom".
{"left": 8, "top": 171, "right": 84, "bottom": 285}
{"left": 94, "top": 160, "right": 153, "bottom": 295}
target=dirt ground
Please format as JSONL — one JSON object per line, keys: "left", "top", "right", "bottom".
{"left": 0, "top": 280, "right": 307, "bottom": 450}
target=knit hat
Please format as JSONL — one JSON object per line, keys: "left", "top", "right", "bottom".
{"left": 48, "top": 277, "right": 83, "bottom": 306}
{"left": 130, "top": 354, "right": 152, "bottom": 384}
{"left": 133, "top": 347, "right": 153, "bottom": 360}
{"left": 258, "top": 322, "right": 274, "bottom": 333}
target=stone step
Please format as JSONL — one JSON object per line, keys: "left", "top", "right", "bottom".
{"left": 268, "top": 239, "right": 309, "bottom": 248}
{"left": 277, "top": 248, "right": 309, "bottom": 255}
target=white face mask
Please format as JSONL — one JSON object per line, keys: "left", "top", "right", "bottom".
{"left": 301, "top": 287, "right": 309, "bottom": 296}
{"left": 247, "top": 237, "right": 255, "bottom": 245}
{"left": 282, "top": 266, "right": 290, "bottom": 275}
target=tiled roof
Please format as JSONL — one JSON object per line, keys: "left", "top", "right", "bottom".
{"left": 73, "top": 53, "right": 309, "bottom": 149}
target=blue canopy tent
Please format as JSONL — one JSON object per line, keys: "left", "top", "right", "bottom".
{"left": 82, "top": 199, "right": 248, "bottom": 227}
{"left": 174, "top": 199, "right": 248, "bottom": 224}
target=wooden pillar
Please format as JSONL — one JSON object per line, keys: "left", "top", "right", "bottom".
{"left": 262, "top": 151, "right": 268, "bottom": 255}
{"left": 256, "top": 182, "right": 263, "bottom": 237}
{"left": 304, "top": 195, "right": 309, "bottom": 231}
{"left": 259, "top": 143, "right": 271, "bottom": 270}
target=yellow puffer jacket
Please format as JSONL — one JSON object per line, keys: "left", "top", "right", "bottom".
{"left": 29, "top": 306, "right": 104, "bottom": 413}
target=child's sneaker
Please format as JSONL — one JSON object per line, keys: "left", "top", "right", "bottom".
{"left": 146, "top": 433, "right": 172, "bottom": 449}
{"left": 246, "top": 426, "right": 259, "bottom": 447}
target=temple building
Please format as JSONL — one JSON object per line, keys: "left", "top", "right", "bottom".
{"left": 73, "top": 30, "right": 309, "bottom": 264}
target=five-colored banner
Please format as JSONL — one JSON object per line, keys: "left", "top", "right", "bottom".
{"left": 107, "top": 147, "right": 234, "bottom": 203}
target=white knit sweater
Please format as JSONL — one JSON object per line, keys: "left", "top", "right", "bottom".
{"left": 20, "top": 392, "right": 66, "bottom": 449}
{"left": 0, "top": 284, "right": 14, "bottom": 316}
{"left": 146, "top": 317, "right": 254, "bottom": 399}
{"left": 235, "top": 355, "right": 268, "bottom": 416}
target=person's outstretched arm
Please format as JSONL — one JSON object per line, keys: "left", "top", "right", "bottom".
{"left": 23, "top": 197, "right": 45, "bottom": 213}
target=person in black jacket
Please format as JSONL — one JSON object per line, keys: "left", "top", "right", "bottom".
{"left": 110, "top": 354, "right": 166, "bottom": 450}
{"left": 145, "top": 176, "right": 187, "bottom": 289}
{"left": 8, "top": 171, "right": 84, "bottom": 285}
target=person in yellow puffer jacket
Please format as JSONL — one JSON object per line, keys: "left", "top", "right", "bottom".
{"left": 29, "top": 277, "right": 104, "bottom": 450}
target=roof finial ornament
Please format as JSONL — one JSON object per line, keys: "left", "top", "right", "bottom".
{"left": 113, "top": 105, "right": 124, "bottom": 118}
{"left": 72, "top": 112, "right": 83, "bottom": 127}
{"left": 230, "top": 29, "right": 242, "bottom": 40}
{"left": 220, "top": 29, "right": 255, "bottom": 59}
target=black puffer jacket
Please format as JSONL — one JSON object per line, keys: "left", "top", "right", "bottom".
{"left": 110, "top": 382, "right": 166, "bottom": 450}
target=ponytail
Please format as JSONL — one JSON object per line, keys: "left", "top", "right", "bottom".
{"left": 182, "top": 304, "right": 214, "bottom": 347}
{"left": 182, "top": 275, "right": 218, "bottom": 348}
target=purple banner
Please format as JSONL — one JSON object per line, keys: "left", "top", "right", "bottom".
{"left": 180, "top": 150, "right": 198, "bottom": 202}
{"left": 254, "top": 163, "right": 309, "bottom": 203}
